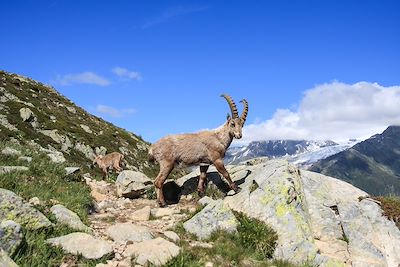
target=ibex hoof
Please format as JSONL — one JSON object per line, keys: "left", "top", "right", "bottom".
{"left": 197, "top": 190, "right": 205, "bottom": 198}
{"left": 158, "top": 202, "right": 167, "bottom": 208}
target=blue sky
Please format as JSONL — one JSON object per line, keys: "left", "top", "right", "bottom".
{"left": 1, "top": 0, "right": 399, "bottom": 144}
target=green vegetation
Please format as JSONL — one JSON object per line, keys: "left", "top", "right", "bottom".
{"left": 371, "top": 195, "right": 400, "bottom": 229}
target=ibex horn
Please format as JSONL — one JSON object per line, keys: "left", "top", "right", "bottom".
{"left": 240, "top": 99, "right": 248, "bottom": 124}
{"left": 221, "top": 94, "right": 239, "bottom": 119}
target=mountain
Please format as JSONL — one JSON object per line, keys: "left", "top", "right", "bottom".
{"left": 225, "top": 139, "right": 345, "bottom": 166}
{"left": 0, "top": 70, "right": 157, "bottom": 177}
{"left": 310, "top": 126, "right": 400, "bottom": 196}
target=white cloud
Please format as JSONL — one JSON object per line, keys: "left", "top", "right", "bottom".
{"left": 95, "top": 104, "right": 136, "bottom": 118}
{"left": 112, "top": 67, "right": 142, "bottom": 81}
{"left": 237, "top": 81, "right": 400, "bottom": 145}
{"left": 55, "top": 72, "right": 110, "bottom": 86}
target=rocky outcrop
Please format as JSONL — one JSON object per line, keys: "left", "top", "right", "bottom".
{"left": 46, "top": 232, "right": 113, "bottom": 259}
{"left": 179, "top": 159, "right": 400, "bottom": 266}
{"left": 0, "top": 188, "right": 52, "bottom": 230}
{"left": 50, "top": 204, "right": 91, "bottom": 232}
{"left": 115, "top": 170, "right": 152, "bottom": 198}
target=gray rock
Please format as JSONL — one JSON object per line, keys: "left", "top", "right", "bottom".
{"left": 17, "top": 156, "right": 32, "bottom": 163}
{"left": 46, "top": 232, "right": 113, "bottom": 259}
{"left": 130, "top": 206, "right": 151, "bottom": 221}
{"left": 150, "top": 207, "right": 180, "bottom": 218}
{"left": 1, "top": 148, "right": 21, "bottom": 156}
{"left": 19, "top": 107, "right": 35, "bottom": 122}
{"left": 80, "top": 124, "right": 92, "bottom": 134}
{"left": 183, "top": 199, "right": 238, "bottom": 240}
{"left": 50, "top": 204, "right": 90, "bottom": 232}
{"left": 115, "top": 171, "right": 153, "bottom": 198}
{"left": 64, "top": 167, "right": 80, "bottom": 175}
{"left": 47, "top": 151, "right": 66, "bottom": 163}
{"left": 0, "top": 249, "right": 19, "bottom": 267}
{"left": 123, "top": 237, "right": 180, "bottom": 266}
{"left": 163, "top": 231, "right": 180, "bottom": 242}
{"left": 74, "top": 142, "right": 95, "bottom": 160}
{"left": 0, "top": 166, "right": 28, "bottom": 174}
{"left": 28, "top": 197, "right": 41, "bottom": 206}
{"left": 39, "top": 130, "right": 72, "bottom": 151}
{"left": 0, "top": 115, "right": 18, "bottom": 131}
{"left": 106, "top": 223, "right": 153, "bottom": 243}
{"left": 0, "top": 188, "right": 52, "bottom": 230}
{"left": 0, "top": 220, "right": 23, "bottom": 256}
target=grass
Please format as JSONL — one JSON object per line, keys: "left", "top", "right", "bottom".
{"left": 0, "top": 142, "right": 108, "bottom": 266}
{"left": 371, "top": 195, "right": 400, "bottom": 229}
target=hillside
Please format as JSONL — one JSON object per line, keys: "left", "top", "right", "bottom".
{"left": 0, "top": 70, "right": 157, "bottom": 178}
{"left": 310, "top": 126, "right": 400, "bottom": 196}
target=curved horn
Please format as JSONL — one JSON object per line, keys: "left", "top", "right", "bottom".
{"left": 221, "top": 94, "right": 239, "bottom": 118}
{"left": 240, "top": 99, "right": 248, "bottom": 124}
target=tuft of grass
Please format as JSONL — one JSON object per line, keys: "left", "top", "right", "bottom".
{"left": 371, "top": 195, "right": 400, "bottom": 229}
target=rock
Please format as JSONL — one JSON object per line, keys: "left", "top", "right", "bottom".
{"left": 91, "top": 190, "right": 108, "bottom": 202}
{"left": 28, "top": 197, "right": 41, "bottom": 206}
{"left": 123, "top": 237, "right": 180, "bottom": 266}
{"left": 130, "top": 206, "right": 151, "bottom": 221}
{"left": 1, "top": 147, "right": 21, "bottom": 156}
{"left": 19, "top": 107, "right": 38, "bottom": 128}
{"left": 198, "top": 196, "right": 214, "bottom": 206}
{"left": 17, "top": 156, "right": 32, "bottom": 163}
{"left": 115, "top": 171, "right": 153, "bottom": 198}
{"left": 0, "top": 220, "right": 23, "bottom": 256}
{"left": 74, "top": 142, "right": 95, "bottom": 160}
{"left": 106, "top": 223, "right": 153, "bottom": 243}
{"left": 0, "top": 115, "right": 18, "bottom": 131}
{"left": 39, "top": 130, "right": 72, "bottom": 151}
{"left": 64, "top": 167, "right": 80, "bottom": 175}
{"left": 0, "top": 249, "right": 19, "bottom": 267}
{"left": 47, "top": 151, "right": 66, "bottom": 163}
{"left": 163, "top": 231, "right": 180, "bottom": 242}
{"left": 0, "top": 188, "right": 52, "bottom": 230}
{"left": 80, "top": 124, "right": 92, "bottom": 134}
{"left": 150, "top": 207, "right": 180, "bottom": 218}
{"left": 50, "top": 204, "right": 90, "bottom": 232}
{"left": 0, "top": 166, "right": 29, "bottom": 174}
{"left": 183, "top": 199, "right": 238, "bottom": 240}
{"left": 46, "top": 232, "right": 113, "bottom": 259}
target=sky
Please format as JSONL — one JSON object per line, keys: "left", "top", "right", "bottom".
{"left": 1, "top": 0, "right": 399, "bottom": 145}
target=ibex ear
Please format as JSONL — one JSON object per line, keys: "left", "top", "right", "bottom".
{"left": 226, "top": 113, "right": 231, "bottom": 121}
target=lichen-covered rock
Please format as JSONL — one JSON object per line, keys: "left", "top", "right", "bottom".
{"left": 0, "top": 249, "right": 19, "bottom": 267}
{"left": 0, "top": 188, "right": 52, "bottom": 230}
{"left": 50, "top": 204, "right": 91, "bottom": 232}
{"left": 46, "top": 232, "right": 113, "bottom": 259}
{"left": 183, "top": 199, "right": 238, "bottom": 240}
{"left": 123, "top": 237, "right": 180, "bottom": 266}
{"left": 106, "top": 223, "right": 153, "bottom": 243}
{"left": 0, "top": 220, "right": 23, "bottom": 256}
{"left": 115, "top": 170, "right": 152, "bottom": 198}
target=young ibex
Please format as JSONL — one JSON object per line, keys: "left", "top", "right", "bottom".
{"left": 92, "top": 152, "right": 124, "bottom": 179}
{"left": 149, "top": 94, "right": 248, "bottom": 207}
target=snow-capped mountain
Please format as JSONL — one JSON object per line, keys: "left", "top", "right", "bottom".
{"left": 225, "top": 139, "right": 357, "bottom": 168}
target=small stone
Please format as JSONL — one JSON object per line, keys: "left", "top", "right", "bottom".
{"left": 106, "top": 223, "right": 153, "bottom": 243}
{"left": 205, "top": 262, "right": 214, "bottom": 267}
{"left": 18, "top": 156, "right": 32, "bottom": 163}
{"left": 151, "top": 207, "right": 180, "bottom": 218}
{"left": 28, "top": 197, "right": 41, "bottom": 206}
{"left": 163, "top": 231, "right": 180, "bottom": 243}
{"left": 65, "top": 167, "right": 80, "bottom": 175}
{"left": 1, "top": 147, "right": 21, "bottom": 156}
{"left": 131, "top": 206, "right": 151, "bottom": 221}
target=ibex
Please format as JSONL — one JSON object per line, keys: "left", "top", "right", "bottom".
{"left": 92, "top": 152, "right": 124, "bottom": 179}
{"left": 149, "top": 94, "right": 248, "bottom": 207}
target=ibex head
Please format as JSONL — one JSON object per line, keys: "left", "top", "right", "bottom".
{"left": 221, "top": 94, "right": 249, "bottom": 139}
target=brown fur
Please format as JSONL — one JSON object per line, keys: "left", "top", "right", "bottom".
{"left": 149, "top": 95, "right": 248, "bottom": 207}
{"left": 93, "top": 152, "right": 124, "bottom": 179}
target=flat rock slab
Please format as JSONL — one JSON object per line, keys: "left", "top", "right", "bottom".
{"left": 0, "top": 188, "right": 52, "bottom": 230}
{"left": 106, "top": 223, "right": 153, "bottom": 243}
{"left": 150, "top": 207, "right": 180, "bottom": 218}
{"left": 64, "top": 167, "right": 80, "bottom": 175}
{"left": 183, "top": 199, "right": 238, "bottom": 240}
{"left": 46, "top": 232, "right": 113, "bottom": 259}
{"left": 50, "top": 204, "right": 90, "bottom": 232}
{"left": 115, "top": 170, "right": 152, "bottom": 198}
{"left": 123, "top": 237, "right": 180, "bottom": 266}
{"left": 0, "top": 166, "right": 28, "bottom": 174}
{"left": 130, "top": 206, "right": 151, "bottom": 221}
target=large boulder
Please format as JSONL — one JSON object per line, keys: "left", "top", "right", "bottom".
{"left": 0, "top": 220, "right": 23, "bottom": 256}
{"left": 50, "top": 204, "right": 91, "bottom": 232}
{"left": 115, "top": 170, "right": 152, "bottom": 198}
{"left": 46, "top": 232, "right": 113, "bottom": 259}
{"left": 123, "top": 237, "right": 180, "bottom": 266}
{"left": 0, "top": 188, "right": 52, "bottom": 230}
{"left": 183, "top": 199, "right": 238, "bottom": 240}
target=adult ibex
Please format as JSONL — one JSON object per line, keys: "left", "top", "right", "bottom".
{"left": 149, "top": 94, "right": 248, "bottom": 207}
